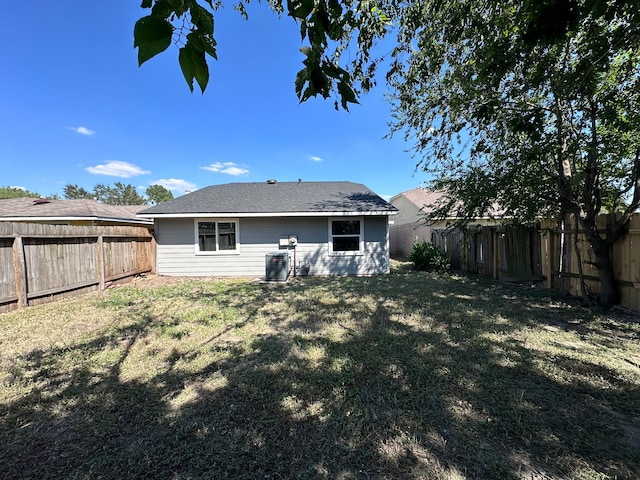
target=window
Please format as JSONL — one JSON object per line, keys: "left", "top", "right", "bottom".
{"left": 329, "top": 218, "right": 363, "bottom": 253}
{"left": 195, "top": 219, "right": 238, "bottom": 254}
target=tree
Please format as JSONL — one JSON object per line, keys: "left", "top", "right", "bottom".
{"left": 0, "top": 186, "right": 42, "bottom": 199}
{"left": 64, "top": 183, "right": 150, "bottom": 205}
{"left": 146, "top": 184, "right": 174, "bottom": 204}
{"left": 63, "top": 184, "right": 95, "bottom": 200}
{"left": 93, "top": 182, "right": 148, "bottom": 206}
{"left": 135, "top": 1, "right": 640, "bottom": 307}
{"left": 383, "top": 0, "right": 640, "bottom": 307}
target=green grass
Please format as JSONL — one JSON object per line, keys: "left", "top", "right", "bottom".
{"left": 1, "top": 262, "right": 639, "bottom": 479}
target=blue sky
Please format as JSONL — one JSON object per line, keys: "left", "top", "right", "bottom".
{"left": 1, "top": 1, "right": 425, "bottom": 200}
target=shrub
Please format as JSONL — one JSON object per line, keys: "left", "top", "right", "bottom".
{"left": 409, "top": 241, "right": 450, "bottom": 272}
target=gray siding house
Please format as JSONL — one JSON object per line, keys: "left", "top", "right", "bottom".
{"left": 138, "top": 181, "right": 398, "bottom": 278}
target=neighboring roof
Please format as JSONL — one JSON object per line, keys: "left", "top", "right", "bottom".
{"left": 390, "top": 188, "right": 445, "bottom": 212}
{"left": 139, "top": 181, "right": 398, "bottom": 217}
{"left": 0, "top": 198, "right": 153, "bottom": 224}
{"left": 391, "top": 188, "right": 504, "bottom": 218}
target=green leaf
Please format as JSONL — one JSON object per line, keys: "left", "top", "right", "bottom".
{"left": 295, "top": 68, "right": 308, "bottom": 97}
{"left": 299, "top": 21, "right": 307, "bottom": 41}
{"left": 179, "top": 46, "right": 195, "bottom": 92}
{"left": 328, "top": 0, "right": 342, "bottom": 18}
{"left": 166, "top": 0, "right": 189, "bottom": 16}
{"left": 140, "top": 0, "right": 152, "bottom": 8}
{"left": 323, "top": 63, "right": 348, "bottom": 79}
{"left": 151, "top": 0, "right": 174, "bottom": 18}
{"left": 310, "top": 68, "right": 329, "bottom": 97}
{"left": 186, "top": 31, "right": 217, "bottom": 59}
{"left": 300, "top": 84, "right": 317, "bottom": 102}
{"left": 338, "top": 81, "right": 359, "bottom": 110}
{"left": 287, "top": 0, "right": 314, "bottom": 20}
{"left": 190, "top": 2, "right": 214, "bottom": 34}
{"left": 134, "top": 16, "right": 173, "bottom": 65}
{"left": 179, "top": 42, "right": 209, "bottom": 93}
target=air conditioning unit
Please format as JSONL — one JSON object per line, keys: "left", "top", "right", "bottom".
{"left": 266, "top": 252, "right": 289, "bottom": 282}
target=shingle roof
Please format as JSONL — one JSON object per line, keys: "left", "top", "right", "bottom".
{"left": 139, "top": 181, "right": 397, "bottom": 216}
{"left": 391, "top": 188, "right": 504, "bottom": 217}
{"left": 391, "top": 188, "right": 446, "bottom": 212}
{"left": 0, "top": 198, "right": 152, "bottom": 224}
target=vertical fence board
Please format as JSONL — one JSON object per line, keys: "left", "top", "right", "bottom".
{"left": 482, "top": 227, "right": 494, "bottom": 277}
{"left": 0, "top": 239, "right": 15, "bottom": 301}
{"left": 0, "top": 222, "right": 153, "bottom": 311}
{"left": 12, "top": 236, "right": 28, "bottom": 307}
{"left": 96, "top": 235, "right": 105, "bottom": 290}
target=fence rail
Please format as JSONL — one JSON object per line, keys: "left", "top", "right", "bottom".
{"left": 0, "top": 222, "right": 155, "bottom": 313}
{"left": 432, "top": 213, "right": 640, "bottom": 312}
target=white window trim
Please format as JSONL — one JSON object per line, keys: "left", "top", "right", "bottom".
{"left": 328, "top": 217, "right": 364, "bottom": 255}
{"left": 194, "top": 218, "right": 240, "bottom": 255}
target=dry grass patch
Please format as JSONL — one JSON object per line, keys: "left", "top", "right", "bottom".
{"left": 1, "top": 264, "right": 639, "bottom": 479}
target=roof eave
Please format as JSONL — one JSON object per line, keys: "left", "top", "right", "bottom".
{"left": 138, "top": 210, "right": 398, "bottom": 219}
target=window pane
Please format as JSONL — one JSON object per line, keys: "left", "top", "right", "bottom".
{"left": 198, "top": 222, "right": 216, "bottom": 251}
{"left": 199, "top": 234, "right": 216, "bottom": 251}
{"left": 198, "top": 222, "right": 216, "bottom": 235}
{"left": 333, "top": 236, "right": 360, "bottom": 251}
{"left": 332, "top": 220, "right": 360, "bottom": 235}
{"left": 218, "top": 222, "right": 236, "bottom": 250}
{"left": 218, "top": 222, "right": 235, "bottom": 234}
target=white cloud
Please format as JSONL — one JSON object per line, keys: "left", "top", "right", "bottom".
{"left": 380, "top": 194, "right": 392, "bottom": 201}
{"left": 310, "top": 156, "right": 323, "bottom": 162}
{"left": 202, "top": 162, "right": 250, "bottom": 176}
{"left": 152, "top": 178, "right": 197, "bottom": 194}
{"left": 70, "top": 126, "right": 95, "bottom": 136}
{"left": 86, "top": 160, "right": 150, "bottom": 178}
{"left": 9, "top": 185, "right": 27, "bottom": 190}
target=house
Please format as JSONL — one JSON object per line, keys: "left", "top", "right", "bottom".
{"left": 389, "top": 188, "right": 501, "bottom": 258}
{"left": 138, "top": 181, "right": 398, "bottom": 278}
{"left": 0, "top": 197, "right": 153, "bottom": 227}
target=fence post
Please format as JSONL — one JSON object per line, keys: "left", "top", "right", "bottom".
{"left": 462, "top": 229, "right": 468, "bottom": 272}
{"left": 149, "top": 235, "right": 157, "bottom": 274}
{"left": 96, "top": 235, "right": 105, "bottom": 290}
{"left": 545, "top": 230, "right": 555, "bottom": 289}
{"left": 12, "top": 236, "right": 28, "bottom": 307}
{"left": 492, "top": 229, "right": 499, "bottom": 280}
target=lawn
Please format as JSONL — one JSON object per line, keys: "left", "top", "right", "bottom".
{"left": 1, "top": 263, "right": 639, "bottom": 479}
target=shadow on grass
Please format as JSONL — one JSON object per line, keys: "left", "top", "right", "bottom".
{"left": 1, "top": 270, "right": 639, "bottom": 479}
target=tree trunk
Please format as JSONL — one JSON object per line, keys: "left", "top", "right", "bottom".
{"left": 591, "top": 241, "right": 618, "bottom": 308}
{"left": 580, "top": 213, "right": 620, "bottom": 308}
{"left": 573, "top": 216, "right": 594, "bottom": 304}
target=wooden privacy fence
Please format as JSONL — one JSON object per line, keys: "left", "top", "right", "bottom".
{"left": 0, "top": 222, "right": 155, "bottom": 313}
{"left": 432, "top": 224, "right": 543, "bottom": 280}
{"left": 432, "top": 213, "right": 640, "bottom": 312}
